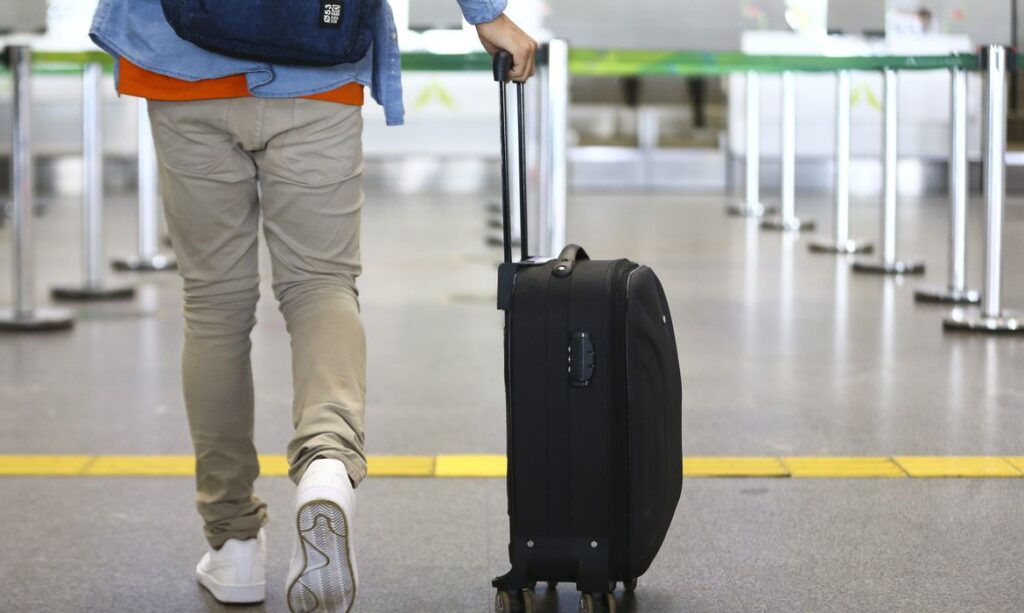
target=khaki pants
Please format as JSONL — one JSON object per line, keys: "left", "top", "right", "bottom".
{"left": 149, "top": 98, "right": 367, "bottom": 548}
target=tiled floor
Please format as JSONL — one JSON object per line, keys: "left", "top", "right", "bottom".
{"left": 1, "top": 186, "right": 1022, "bottom": 611}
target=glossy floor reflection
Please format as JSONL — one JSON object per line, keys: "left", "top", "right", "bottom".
{"left": 0, "top": 186, "right": 1022, "bottom": 611}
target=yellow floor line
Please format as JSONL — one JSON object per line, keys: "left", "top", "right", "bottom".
{"left": 683, "top": 457, "right": 789, "bottom": 477}
{"left": 0, "top": 455, "right": 1023, "bottom": 478}
{"left": 1004, "top": 457, "right": 1024, "bottom": 474}
{"left": 83, "top": 455, "right": 195, "bottom": 477}
{"left": 0, "top": 455, "right": 93, "bottom": 476}
{"left": 369, "top": 455, "right": 437, "bottom": 477}
{"left": 783, "top": 457, "right": 907, "bottom": 478}
{"left": 435, "top": 454, "right": 507, "bottom": 478}
{"left": 258, "top": 455, "right": 290, "bottom": 477}
{"left": 893, "top": 456, "right": 1023, "bottom": 478}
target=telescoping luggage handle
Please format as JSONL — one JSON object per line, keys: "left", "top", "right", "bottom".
{"left": 493, "top": 52, "right": 590, "bottom": 311}
{"left": 494, "top": 50, "right": 530, "bottom": 264}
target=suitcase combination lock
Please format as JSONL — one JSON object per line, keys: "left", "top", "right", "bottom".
{"left": 568, "top": 331, "right": 595, "bottom": 387}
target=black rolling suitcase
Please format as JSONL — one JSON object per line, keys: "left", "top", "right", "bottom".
{"left": 489, "top": 52, "right": 683, "bottom": 613}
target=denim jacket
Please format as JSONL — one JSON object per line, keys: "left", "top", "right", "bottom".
{"left": 89, "top": 0, "right": 507, "bottom": 126}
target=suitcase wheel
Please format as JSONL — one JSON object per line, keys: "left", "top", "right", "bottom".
{"left": 609, "top": 578, "right": 638, "bottom": 593}
{"left": 579, "top": 593, "right": 594, "bottom": 613}
{"left": 578, "top": 592, "right": 617, "bottom": 613}
{"left": 494, "top": 588, "right": 535, "bottom": 613}
{"left": 494, "top": 590, "right": 513, "bottom": 613}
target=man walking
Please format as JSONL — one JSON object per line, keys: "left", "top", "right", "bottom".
{"left": 90, "top": 1, "right": 536, "bottom": 610}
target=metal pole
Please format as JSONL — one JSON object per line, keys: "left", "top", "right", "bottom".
{"left": 945, "top": 45, "right": 1023, "bottom": 333}
{"left": 137, "top": 105, "right": 161, "bottom": 260}
{"left": 1012, "top": 0, "right": 1019, "bottom": 114}
{"left": 84, "top": 64, "right": 104, "bottom": 286}
{"left": 762, "top": 71, "right": 814, "bottom": 231}
{"left": 880, "top": 70, "right": 898, "bottom": 265}
{"left": 853, "top": 68, "right": 924, "bottom": 275}
{"left": 53, "top": 63, "right": 134, "bottom": 301}
{"left": 980, "top": 49, "right": 1007, "bottom": 320}
{"left": 544, "top": 39, "right": 569, "bottom": 257}
{"left": 112, "top": 99, "right": 176, "bottom": 272}
{"left": 810, "top": 70, "right": 872, "bottom": 254}
{"left": 836, "top": 71, "right": 850, "bottom": 245}
{"left": 509, "top": 89, "right": 522, "bottom": 249}
{"left": 0, "top": 46, "right": 74, "bottom": 332}
{"left": 728, "top": 72, "right": 773, "bottom": 217}
{"left": 915, "top": 66, "right": 980, "bottom": 304}
{"left": 536, "top": 54, "right": 551, "bottom": 257}
{"left": 516, "top": 83, "right": 530, "bottom": 260}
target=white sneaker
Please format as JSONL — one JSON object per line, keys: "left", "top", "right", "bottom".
{"left": 286, "top": 458, "right": 358, "bottom": 613}
{"left": 196, "top": 528, "right": 267, "bottom": 604}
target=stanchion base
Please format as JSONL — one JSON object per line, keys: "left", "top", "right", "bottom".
{"left": 112, "top": 254, "right": 177, "bottom": 272}
{"left": 52, "top": 284, "right": 136, "bottom": 302}
{"left": 807, "top": 239, "right": 874, "bottom": 255}
{"left": 761, "top": 216, "right": 815, "bottom": 232}
{"left": 914, "top": 286, "right": 981, "bottom": 305}
{"left": 726, "top": 202, "right": 776, "bottom": 218}
{"left": 0, "top": 308, "right": 74, "bottom": 332}
{"left": 852, "top": 260, "right": 926, "bottom": 275}
{"left": 943, "top": 309, "right": 1024, "bottom": 334}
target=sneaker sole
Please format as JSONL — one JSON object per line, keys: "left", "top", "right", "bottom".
{"left": 287, "top": 500, "right": 356, "bottom": 613}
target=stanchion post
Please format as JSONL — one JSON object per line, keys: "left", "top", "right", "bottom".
{"left": 728, "top": 71, "right": 774, "bottom": 217}
{"left": 853, "top": 68, "right": 924, "bottom": 275}
{"left": 0, "top": 46, "right": 74, "bottom": 332}
{"left": 52, "top": 63, "right": 135, "bottom": 301}
{"left": 945, "top": 45, "right": 1023, "bottom": 332}
{"left": 536, "top": 47, "right": 551, "bottom": 256}
{"left": 112, "top": 99, "right": 176, "bottom": 272}
{"left": 508, "top": 89, "right": 523, "bottom": 246}
{"left": 916, "top": 65, "right": 980, "bottom": 304}
{"left": 542, "top": 39, "right": 569, "bottom": 257}
{"left": 809, "top": 70, "right": 873, "bottom": 254}
{"left": 762, "top": 71, "right": 814, "bottom": 231}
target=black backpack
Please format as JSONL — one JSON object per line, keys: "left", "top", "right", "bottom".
{"left": 160, "top": 0, "right": 381, "bottom": 67}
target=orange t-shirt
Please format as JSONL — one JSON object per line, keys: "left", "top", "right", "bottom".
{"left": 117, "top": 58, "right": 364, "bottom": 106}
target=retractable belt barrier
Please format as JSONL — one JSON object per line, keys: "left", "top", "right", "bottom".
{"left": 567, "top": 47, "right": 1019, "bottom": 335}
{"left": 3, "top": 47, "right": 1018, "bottom": 335}
{"left": 944, "top": 46, "right": 1023, "bottom": 333}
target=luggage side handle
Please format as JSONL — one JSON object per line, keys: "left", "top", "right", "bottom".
{"left": 553, "top": 244, "right": 590, "bottom": 277}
